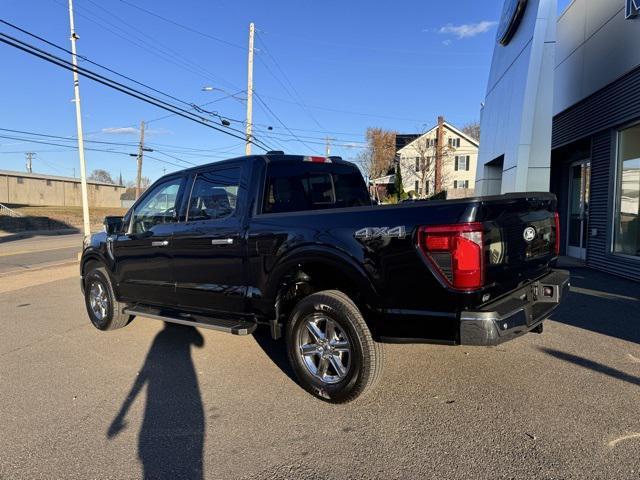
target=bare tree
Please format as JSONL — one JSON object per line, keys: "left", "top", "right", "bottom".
{"left": 126, "top": 176, "right": 151, "bottom": 190}
{"left": 462, "top": 121, "right": 480, "bottom": 142}
{"left": 88, "top": 169, "right": 115, "bottom": 184}
{"left": 358, "top": 127, "right": 397, "bottom": 182}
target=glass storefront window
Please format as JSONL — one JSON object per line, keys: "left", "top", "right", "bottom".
{"left": 614, "top": 125, "right": 640, "bottom": 257}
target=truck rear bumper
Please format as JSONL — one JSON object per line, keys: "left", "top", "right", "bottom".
{"left": 459, "top": 269, "right": 570, "bottom": 346}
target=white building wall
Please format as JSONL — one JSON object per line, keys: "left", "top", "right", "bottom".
{"left": 476, "top": 0, "right": 557, "bottom": 195}
{"left": 555, "top": 0, "right": 640, "bottom": 116}
{"left": 398, "top": 124, "right": 478, "bottom": 198}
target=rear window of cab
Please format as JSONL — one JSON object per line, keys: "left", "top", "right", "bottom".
{"left": 262, "top": 162, "right": 371, "bottom": 214}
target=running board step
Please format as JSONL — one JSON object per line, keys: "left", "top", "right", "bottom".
{"left": 124, "top": 305, "right": 257, "bottom": 335}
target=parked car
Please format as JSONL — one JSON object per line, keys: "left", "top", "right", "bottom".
{"left": 81, "top": 152, "right": 569, "bottom": 402}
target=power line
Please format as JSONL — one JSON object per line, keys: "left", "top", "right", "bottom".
{"left": 50, "top": 0, "right": 241, "bottom": 92}
{"left": 118, "top": 0, "right": 246, "bottom": 51}
{"left": 253, "top": 92, "right": 320, "bottom": 154}
{"left": 1, "top": 18, "right": 254, "bottom": 139}
{"left": 0, "top": 125, "right": 246, "bottom": 158}
{"left": 0, "top": 18, "right": 194, "bottom": 108}
{"left": 255, "top": 32, "right": 324, "bottom": 130}
{"left": 83, "top": 0, "right": 240, "bottom": 89}
{"left": 259, "top": 92, "right": 426, "bottom": 123}
{"left": 0, "top": 29, "right": 274, "bottom": 151}
{"left": 0, "top": 133, "right": 188, "bottom": 169}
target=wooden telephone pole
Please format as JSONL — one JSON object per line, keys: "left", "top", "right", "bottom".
{"left": 135, "top": 121, "right": 146, "bottom": 199}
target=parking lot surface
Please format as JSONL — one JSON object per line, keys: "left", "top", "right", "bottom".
{"left": 0, "top": 265, "right": 639, "bottom": 479}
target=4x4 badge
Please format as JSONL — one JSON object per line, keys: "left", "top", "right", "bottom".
{"left": 523, "top": 226, "right": 536, "bottom": 242}
{"left": 355, "top": 226, "right": 406, "bottom": 240}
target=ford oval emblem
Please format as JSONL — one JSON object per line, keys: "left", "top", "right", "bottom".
{"left": 523, "top": 226, "right": 536, "bottom": 242}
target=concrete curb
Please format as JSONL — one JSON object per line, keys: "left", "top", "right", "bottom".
{"left": 0, "top": 228, "right": 80, "bottom": 243}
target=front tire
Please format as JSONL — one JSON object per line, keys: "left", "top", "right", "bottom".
{"left": 83, "top": 264, "right": 133, "bottom": 331}
{"left": 286, "top": 290, "right": 383, "bottom": 403}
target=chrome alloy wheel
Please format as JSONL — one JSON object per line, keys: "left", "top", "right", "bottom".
{"left": 89, "top": 280, "right": 109, "bottom": 321}
{"left": 297, "top": 313, "right": 352, "bottom": 384}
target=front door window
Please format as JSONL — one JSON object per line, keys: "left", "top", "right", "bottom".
{"left": 131, "top": 179, "right": 183, "bottom": 234}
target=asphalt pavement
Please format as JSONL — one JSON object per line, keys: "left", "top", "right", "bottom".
{"left": 0, "top": 263, "right": 639, "bottom": 479}
{"left": 0, "top": 234, "right": 83, "bottom": 274}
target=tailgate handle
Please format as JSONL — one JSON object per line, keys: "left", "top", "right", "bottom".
{"left": 211, "top": 238, "right": 234, "bottom": 246}
{"left": 151, "top": 240, "right": 169, "bottom": 247}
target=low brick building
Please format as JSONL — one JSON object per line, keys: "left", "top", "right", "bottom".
{"left": 0, "top": 170, "right": 125, "bottom": 207}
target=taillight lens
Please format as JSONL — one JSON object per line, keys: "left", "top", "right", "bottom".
{"left": 418, "top": 223, "right": 485, "bottom": 290}
{"left": 553, "top": 212, "right": 560, "bottom": 256}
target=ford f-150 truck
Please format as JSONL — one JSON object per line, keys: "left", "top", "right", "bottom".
{"left": 81, "top": 152, "right": 569, "bottom": 402}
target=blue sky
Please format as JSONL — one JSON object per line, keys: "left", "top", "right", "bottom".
{"left": 1, "top": 0, "right": 572, "bottom": 183}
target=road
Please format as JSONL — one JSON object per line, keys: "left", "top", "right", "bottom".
{"left": 0, "top": 263, "right": 639, "bottom": 479}
{"left": 0, "top": 234, "right": 82, "bottom": 274}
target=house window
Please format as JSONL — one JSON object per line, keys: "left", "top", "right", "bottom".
{"left": 453, "top": 180, "right": 469, "bottom": 189}
{"left": 613, "top": 124, "right": 640, "bottom": 257}
{"left": 455, "top": 156, "right": 470, "bottom": 171}
{"left": 415, "top": 157, "right": 420, "bottom": 172}
{"left": 448, "top": 137, "right": 460, "bottom": 148}
{"left": 415, "top": 180, "right": 419, "bottom": 192}
{"left": 46, "top": 180, "right": 52, "bottom": 186}
{"left": 17, "top": 177, "right": 24, "bottom": 184}
{"left": 428, "top": 138, "right": 438, "bottom": 147}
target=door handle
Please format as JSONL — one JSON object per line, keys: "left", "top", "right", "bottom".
{"left": 211, "top": 238, "right": 234, "bottom": 245}
{"left": 151, "top": 240, "right": 169, "bottom": 247}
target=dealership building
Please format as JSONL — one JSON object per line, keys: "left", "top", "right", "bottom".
{"left": 477, "top": 0, "right": 640, "bottom": 281}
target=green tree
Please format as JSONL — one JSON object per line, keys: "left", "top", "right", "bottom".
{"left": 394, "top": 162, "right": 408, "bottom": 201}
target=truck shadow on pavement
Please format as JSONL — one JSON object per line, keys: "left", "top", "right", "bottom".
{"left": 251, "top": 326, "right": 297, "bottom": 383}
{"left": 539, "top": 347, "right": 640, "bottom": 388}
{"left": 106, "top": 322, "right": 205, "bottom": 480}
{"left": 549, "top": 266, "right": 640, "bottom": 344}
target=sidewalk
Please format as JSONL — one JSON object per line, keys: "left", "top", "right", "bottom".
{"left": 553, "top": 258, "right": 639, "bottom": 344}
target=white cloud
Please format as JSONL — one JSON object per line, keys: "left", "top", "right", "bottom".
{"left": 101, "top": 127, "right": 138, "bottom": 135}
{"left": 442, "top": 39, "right": 452, "bottom": 46}
{"left": 438, "top": 21, "right": 497, "bottom": 39}
{"left": 101, "top": 126, "right": 172, "bottom": 136}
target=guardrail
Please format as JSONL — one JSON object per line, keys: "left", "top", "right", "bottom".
{"left": 0, "top": 203, "right": 22, "bottom": 217}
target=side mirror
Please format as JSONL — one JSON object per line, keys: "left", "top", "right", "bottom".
{"left": 104, "top": 216, "right": 124, "bottom": 235}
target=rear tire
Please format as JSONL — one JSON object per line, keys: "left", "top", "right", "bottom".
{"left": 83, "top": 263, "right": 133, "bottom": 331}
{"left": 285, "top": 290, "right": 383, "bottom": 403}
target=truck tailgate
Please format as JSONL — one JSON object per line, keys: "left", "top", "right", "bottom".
{"left": 479, "top": 194, "right": 559, "bottom": 299}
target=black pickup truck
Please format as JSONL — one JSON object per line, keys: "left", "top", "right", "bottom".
{"left": 81, "top": 152, "right": 569, "bottom": 402}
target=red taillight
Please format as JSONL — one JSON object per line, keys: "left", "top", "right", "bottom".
{"left": 418, "top": 223, "right": 485, "bottom": 291}
{"left": 553, "top": 212, "right": 560, "bottom": 256}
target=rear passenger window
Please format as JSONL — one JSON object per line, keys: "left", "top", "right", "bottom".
{"left": 262, "top": 163, "right": 370, "bottom": 214}
{"left": 187, "top": 167, "right": 240, "bottom": 221}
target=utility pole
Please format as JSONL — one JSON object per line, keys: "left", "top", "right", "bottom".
{"left": 245, "top": 22, "right": 255, "bottom": 155}
{"left": 136, "top": 121, "right": 146, "bottom": 199}
{"left": 25, "top": 152, "right": 35, "bottom": 173}
{"left": 68, "top": 0, "right": 90, "bottom": 236}
{"left": 325, "top": 136, "right": 333, "bottom": 157}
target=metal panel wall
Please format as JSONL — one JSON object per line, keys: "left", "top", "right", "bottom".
{"left": 552, "top": 67, "right": 640, "bottom": 281}
{"left": 553, "top": 65, "right": 640, "bottom": 148}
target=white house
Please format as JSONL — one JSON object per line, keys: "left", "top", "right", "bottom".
{"left": 397, "top": 118, "right": 479, "bottom": 199}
